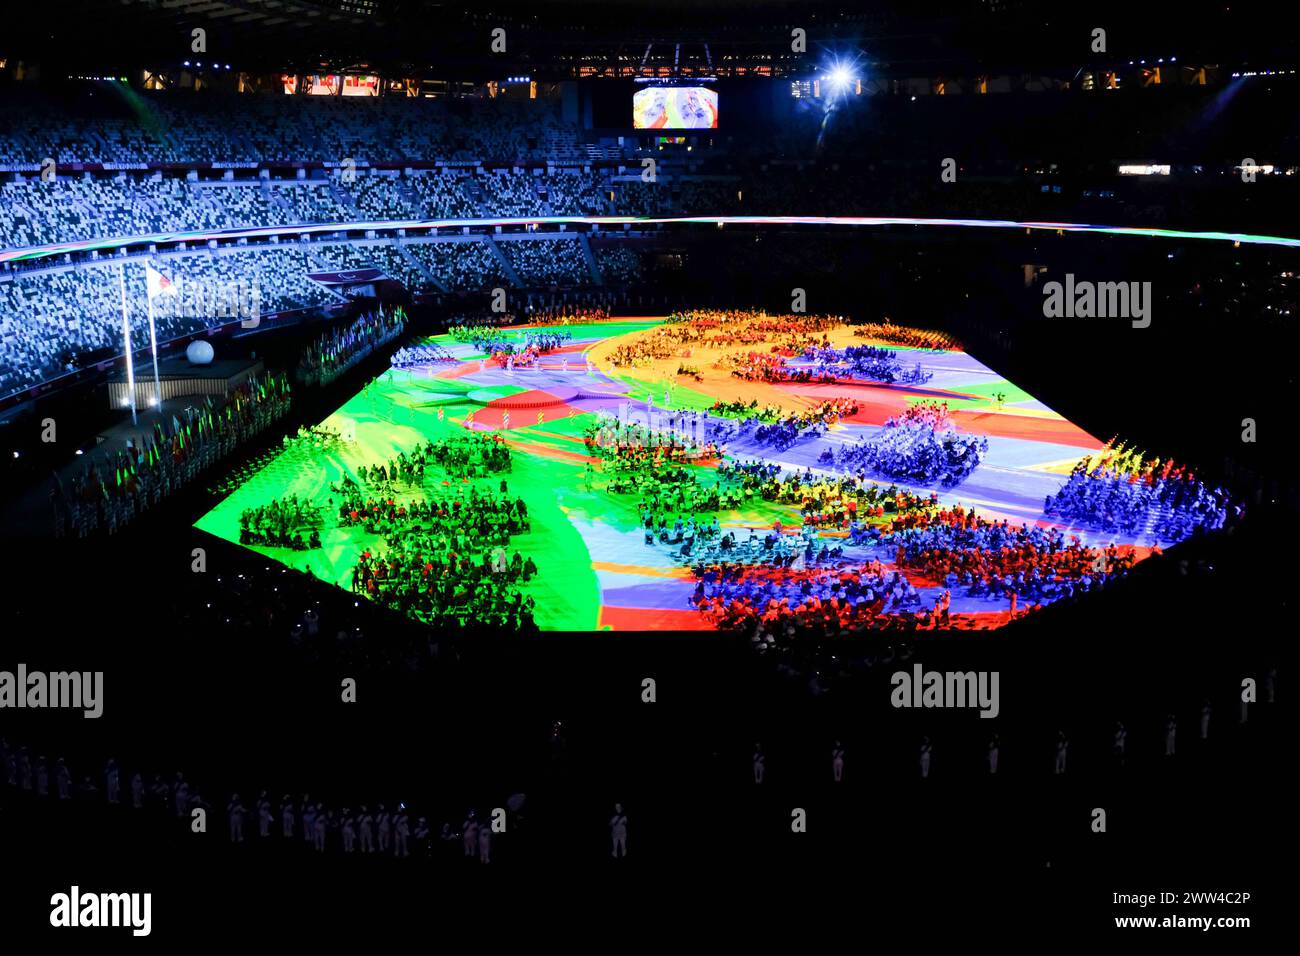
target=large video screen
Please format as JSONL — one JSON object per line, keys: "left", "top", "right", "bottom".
{"left": 341, "top": 75, "right": 380, "bottom": 97}
{"left": 306, "top": 74, "right": 339, "bottom": 96}
{"left": 633, "top": 87, "right": 718, "bottom": 129}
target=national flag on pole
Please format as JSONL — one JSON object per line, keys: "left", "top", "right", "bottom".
{"left": 145, "top": 264, "right": 175, "bottom": 300}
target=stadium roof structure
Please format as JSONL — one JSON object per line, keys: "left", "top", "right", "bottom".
{"left": 3, "top": 1, "right": 1295, "bottom": 81}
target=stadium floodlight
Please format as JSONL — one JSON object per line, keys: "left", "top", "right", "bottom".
{"left": 826, "top": 65, "right": 855, "bottom": 92}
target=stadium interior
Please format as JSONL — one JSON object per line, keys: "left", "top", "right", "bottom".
{"left": 0, "top": 0, "right": 1293, "bottom": 936}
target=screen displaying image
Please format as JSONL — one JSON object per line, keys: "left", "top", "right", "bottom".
{"left": 633, "top": 86, "right": 718, "bottom": 129}
{"left": 342, "top": 75, "right": 379, "bottom": 97}
{"left": 306, "top": 74, "right": 338, "bottom": 96}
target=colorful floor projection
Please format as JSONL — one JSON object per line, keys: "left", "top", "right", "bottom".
{"left": 196, "top": 314, "right": 1180, "bottom": 631}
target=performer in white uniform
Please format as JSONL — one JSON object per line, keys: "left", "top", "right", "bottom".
{"left": 341, "top": 811, "right": 356, "bottom": 854}
{"left": 376, "top": 804, "right": 391, "bottom": 853}
{"left": 257, "top": 792, "right": 273, "bottom": 838}
{"left": 227, "top": 794, "right": 246, "bottom": 843}
{"left": 358, "top": 806, "right": 374, "bottom": 853}
{"left": 394, "top": 810, "right": 410, "bottom": 858}
{"left": 610, "top": 804, "right": 628, "bottom": 859}
{"left": 463, "top": 811, "right": 479, "bottom": 858}
{"left": 314, "top": 808, "right": 328, "bottom": 852}
{"left": 105, "top": 759, "right": 120, "bottom": 805}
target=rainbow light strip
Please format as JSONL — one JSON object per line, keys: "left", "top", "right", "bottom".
{"left": 4, "top": 215, "right": 1299, "bottom": 265}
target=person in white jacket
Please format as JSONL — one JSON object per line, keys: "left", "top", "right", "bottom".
{"left": 610, "top": 803, "right": 628, "bottom": 859}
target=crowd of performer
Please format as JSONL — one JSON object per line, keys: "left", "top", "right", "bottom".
{"left": 353, "top": 434, "right": 512, "bottom": 489}
{"left": 52, "top": 374, "right": 292, "bottom": 538}
{"left": 741, "top": 466, "right": 940, "bottom": 533}
{"left": 798, "top": 344, "right": 933, "bottom": 385}
{"left": 446, "top": 327, "right": 572, "bottom": 368}
{"left": 324, "top": 433, "right": 538, "bottom": 629}
{"left": 447, "top": 326, "right": 505, "bottom": 349}
{"left": 352, "top": 507, "right": 538, "bottom": 630}
{"left": 1045, "top": 442, "right": 1236, "bottom": 542}
{"left": 723, "top": 351, "right": 790, "bottom": 382}
{"left": 707, "top": 397, "right": 859, "bottom": 450}
{"left": 522, "top": 305, "right": 608, "bottom": 326}
{"left": 851, "top": 323, "right": 960, "bottom": 351}
{"left": 692, "top": 560, "right": 932, "bottom": 630}
{"left": 720, "top": 343, "right": 931, "bottom": 387}
{"left": 685, "top": 521, "right": 1137, "bottom": 633}
{"left": 885, "top": 507, "right": 1137, "bottom": 607}
{"left": 390, "top": 342, "right": 455, "bottom": 368}
{"left": 76, "top": 304, "right": 1234, "bottom": 642}
{"left": 586, "top": 444, "right": 1155, "bottom": 630}
{"left": 665, "top": 309, "right": 844, "bottom": 335}
{"left": 583, "top": 413, "right": 723, "bottom": 468}
{"left": 605, "top": 310, "right": 845, "bottom": 369}
{"left": 297, "top": 306, "right": 406, "bottom": 388}
{"left": 239, "top": 495, "right": 324, "bottom": 550}
{"left": 0, "top": 732, "right": 524, "bottom": 864}
{"left": 489, "top": 330, "right": 572, "bottom": 368}
{"left": 824, "top": 401, "right": 987, "bottom": 486}
{"left": 442, "top": 311, "right": 519, "bottom": 331}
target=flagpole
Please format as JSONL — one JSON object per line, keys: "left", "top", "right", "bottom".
{"left": 145, "top": 261, "right": 162, "bottom": 410}
{"left": 118, "top": 261, "right": 137, "bottom": 427}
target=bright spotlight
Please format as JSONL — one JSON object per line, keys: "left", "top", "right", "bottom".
{"left": 827, "top": 66, "right": 854, "bottom": 91}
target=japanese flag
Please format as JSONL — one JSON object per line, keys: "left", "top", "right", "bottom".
{"left": 146, "top": 264, "right": 175, "bottom": 300}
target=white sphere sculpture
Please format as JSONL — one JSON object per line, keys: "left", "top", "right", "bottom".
{"left": 186, "top": 340, "right": 215, "bottom": 365}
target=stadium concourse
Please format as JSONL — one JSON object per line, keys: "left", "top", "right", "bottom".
{"left": 192, "top": 311, "right": 1168, "bottom": 632}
